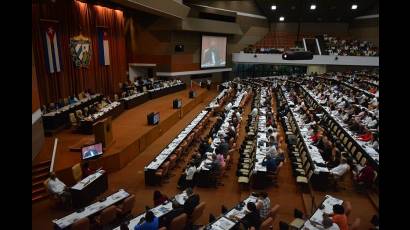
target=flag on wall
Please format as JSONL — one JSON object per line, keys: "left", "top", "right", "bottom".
{"left": 43, "top": 23, "right": 62, "bottom": 73}
{"left": 98, "top": 28, "right": 110, "bottom": 66}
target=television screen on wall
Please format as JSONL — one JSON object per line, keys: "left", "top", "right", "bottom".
{"left": 201, "top": 35, "right": 227, "bottom": 69}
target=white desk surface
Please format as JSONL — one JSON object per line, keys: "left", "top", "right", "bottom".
{"left": 208, "top": 195, "right": 258, "bottom": 230}
{"left": 71, "top": 170, "right": 105, "bottom": 190}
{"left": 114, "top": 191, "right": 188, "bottom": 230}
{"left": 146, "top": 110, "right": 208, "bottom": 170}
{"left": 282, "top": 89, "right": 329, "bottom": 173}
{"left": 53, "top": 189, "right": 129, "bottom": 229}
{"left": 302, "top": 195, "right": 343, "bottom": 230}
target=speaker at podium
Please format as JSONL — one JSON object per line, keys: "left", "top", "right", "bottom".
{"left": 93, "top": 117, "right": 113, "bottom": 148}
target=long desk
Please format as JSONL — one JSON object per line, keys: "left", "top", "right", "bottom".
{"left": 203, "top": 194, "right": 258, "bottom": 230}
{"left": 299, "top": 85, "right": 379, "bottom": 169}
{"left": 113, "top": 190, "right": 189, "bottom": 230}
{"left": 249, "top": 88, "right": 272, "bottom": 188}
{"left": 282, "top": 87, "right": 330, "bottom": 173}
{"left": 196, "top": 89, "right": 247, "bottom": 187}
{"left": 314, "top": 76, "right": 375, "bottom": 98}
{"left": 79, "top": 101, "right": 125, "bottom": 134}
{"left": 144, "top": 110, "right": 209, "bottom": 185}
{"left": 42, "top": 94, "right": 103, "bottom": 131}
{"left": 302, "top": 195, "right": 343, "bottom": 230}
{"left": 148, "top": 83, "right": 186, "bottom": 99}
{"left": 70, "top": 170, "right": 108, "bottom": 209}
{"left": 207, "top": 89, "right": 228, "bottom": 109}
{"left": 278, "top": 85, "right": 330, "bottom": 190}
{"left": 53, "top": 189, "right": 129, "bottom": 229}
{"left": 121, "top": 92, "right": 150, "bottom": 109}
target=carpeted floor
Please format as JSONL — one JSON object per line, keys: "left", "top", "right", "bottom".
{"left": 32, "top": 88, "right": 377, "bottom": 230}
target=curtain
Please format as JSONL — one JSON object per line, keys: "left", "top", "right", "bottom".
{"left": 32, "top": 0, "right": 127, "bottom": 105}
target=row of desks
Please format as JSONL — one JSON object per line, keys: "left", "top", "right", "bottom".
{"left": 42, "top": 84, "right": 186, "bottom": 134}
{"left": 42, "top": 94, "right": 103, "bottom": 132}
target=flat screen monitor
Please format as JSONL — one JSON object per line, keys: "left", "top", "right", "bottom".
{"left": 201, "top": 35, "right": 227, "bottom": 69}
{"left": 153, "top": 112, "right": 160, "bottom": 125}
{"left": 81, "top": 143, "right": 103, "bottom": 160}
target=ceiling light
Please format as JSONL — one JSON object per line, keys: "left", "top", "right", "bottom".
{"left": 351, "top": 4, "right": 358, "bottom": 10}
{"left": 279, "top": 16, "right": 284, "bottom": 21}
{"left": 271, "top": 5, "right": 277, "bottom": 10}
{"left": 310, "top": 4, "right": 316, "bottom": 10}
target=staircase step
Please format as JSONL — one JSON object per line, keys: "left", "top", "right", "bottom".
{"left": 32, "top": 181, "right": 45, "bottom": 190}
{"left": 32, "top": 172, "right": 49, "bottom": 181}
{"left": 32, "top": 193, "right": 49, "bottom": 203}
{"left": 32, "top": 165, "right": 50, "bottom": 174}
{"left": 32, "top": 160, "right": 51, "bottom": 169}
{"left": 32, "top": 187, "right": 46, "bottom": 195}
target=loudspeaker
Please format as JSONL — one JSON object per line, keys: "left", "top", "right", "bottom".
{"left": 282, "top": 51, "right": 314, "bottom": 60}
{"left": 175, "top": 44, "right": 184, "bottom": 52}
{"left": 93, "top": 117, "right": 113, "bottom": 148}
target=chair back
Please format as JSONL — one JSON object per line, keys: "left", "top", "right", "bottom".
{"left": 75, "top": 110, "right": 83, "bottom": 118}
{"left": 119, "top": 194, "right": 135, "bottom": 215}
{"left": 69, "top": 113, "right": 77, "bottom": 125}
{"left": 72, "top": 163, "right": 83, "bottom": 182}
{"left": 191, "top": 202, "right": 206, "bottom": 224}
{"left": 344, "top": 201, "right": 352, "bottom": 217}
{"left": 260, "top": 217, "right": 273, "bottom": 230}
{"left": 350, "top": 218, "right": 361, "bottom": 230}
{"left": 269, "top": 204, "right": 280, "bottom": 221}
{"left": 71, "top": 217, "right": 90, "bottom": 230}
{"left": 162, "top": 161, "right": 170, "bottom": 176}
{"left": 169, "top": 213, "right": 187, "bottom": 230}
{"left": 43, "top": 178, "right": 51, "bottom": 194}
{"left": 100, "top": 205, "right": 117, "bottom": 225}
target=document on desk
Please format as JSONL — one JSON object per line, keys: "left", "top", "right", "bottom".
{"left": 212, "top": 217, "right": 236, "bottom": 230}
{"left": 71, "top": 170, "right": 105, "bottom": 190}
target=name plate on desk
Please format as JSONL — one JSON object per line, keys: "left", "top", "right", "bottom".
{"left": 71, "top": 170, "right": 105, "bottom": 190}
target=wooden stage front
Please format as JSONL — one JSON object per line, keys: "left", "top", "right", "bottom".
{"left": 33, "top": 86, "right": 215, "bottom": 185}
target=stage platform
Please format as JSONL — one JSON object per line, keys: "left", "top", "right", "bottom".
{"left": 33, "top": 86, "right": 217, "bottom": 185}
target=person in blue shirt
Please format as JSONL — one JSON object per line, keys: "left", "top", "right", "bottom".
{"left": 262, "top": 154, "right": 277, "bottom": 173}
{"left": 69, "top": 96, "right": 79, "bottom": 105}
{"left": 135, "top": 211, "right": 158, "bottom": 230}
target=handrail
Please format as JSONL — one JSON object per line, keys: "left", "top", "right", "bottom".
{"left": 50, "top": 138, "right": 58, "bottom": 172}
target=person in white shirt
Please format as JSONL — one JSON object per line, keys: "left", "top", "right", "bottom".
{"left": 47, "top": 172, "right": 71, "bottom": 205}
{"left": 225, "top": 102, "right": 233, "bottom": 112}
{"left": 184, "top": 162, "right": 197, "bottom": 188}
{"left": 329, "top": 158, "right": 350, "bottom": 179}
{"left": 250, "top": 107, "right": 258, "bottom": 117}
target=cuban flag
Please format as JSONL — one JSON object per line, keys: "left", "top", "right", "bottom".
{"left": 43, "top": 24, "right": 62, "bottom": 73}
{"left": 98, "top": 28, "right": 110, "bottom": 66}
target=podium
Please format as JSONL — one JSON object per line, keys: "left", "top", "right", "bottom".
{"left": 93, "top": 117, "right": 113, "bottom": 148}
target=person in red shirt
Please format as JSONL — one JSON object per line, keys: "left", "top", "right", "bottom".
{"left": 310, "top": 127, "right": 323, "bottom": 143}
{"left": 354, "top": 162, "right": 375, "bottom": 185}
{"left": 324, "top": 204, "right": 348, "bottom": 230}
{"left": 358, "top": 130, "right": 372, "bottom": 142}
{"left": 153, "top": 190, "right": 169, "bottom": 206}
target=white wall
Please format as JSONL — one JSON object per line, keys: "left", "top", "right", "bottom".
{"left": 232, "top": 53, "right": 379, "bottom": 67}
